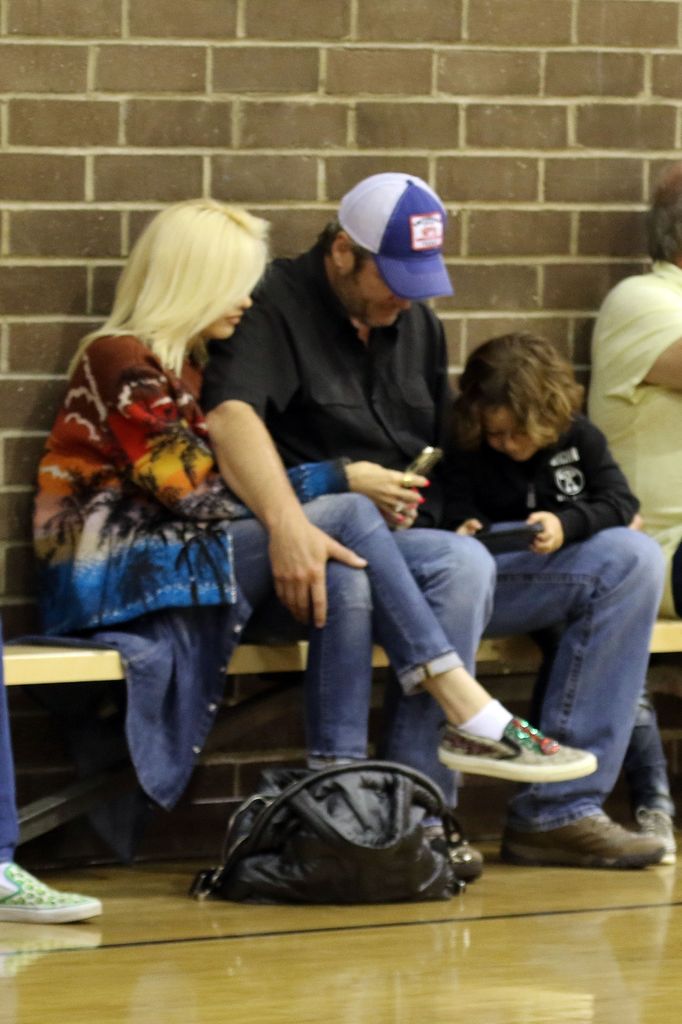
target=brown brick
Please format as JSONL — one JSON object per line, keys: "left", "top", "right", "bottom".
{"left": 649, "top": 158, "right": 682, "bottom": 194}
{"left": 96, "top": 45, "right": 206, "bottom": 93}
{"left": 10, "top": 211, "right": 121, "bottom": 259}
{"left": 92, "top": 265, "right": 124, "bottom": 317}
{"left": 125, "top": 100, "right": 232, "bottom": 148}
{"left": 469, "top": 0, "right": 571, "bottom": 45}
{"left": 578, "top": 211, "right": 647, "bottom": 258}
{"left": 1, "top": 604, "right": 39, "bottom": 641}
{"left": 652, "top": 55, "right": 682, "bottom": 99}
{"left": 326, "top": 49, "right": 432, "bottom": 96}
{"left": 262, "top": 209, "right": 332, "bottom": 258}
{"left": 213, "top": 47, "right": 319, "bottom": 93}
{"left": 212, "top": 155, "right": 318, "bottom": 202}
{"left": 94, "top": 156, "right": 202, "bottom": 201}
{"left": 245, "top": 0, "right": 350, "bottom": 40}
{"left": 129, "top": 0, "right": 237, "bottom": 38}
{"left": 466, "top": 104, "right": 567, "bottom": 149}
{"left": 543, "top": 263, "right": 641, "bottom": 311}
{"left": 545, "top": 158, "right": 644, "bottom": 203}
{"left": 468, "top": 210, "right": 571, "bottom": 257}
{"left": 8, "top": 0, "right": 122, "bottom": 37}
{"left": 545, "top": 52, "right": 644, "bottom": 98}
{"left": 577, "top": 104, "right": 676, "bottom": 151}
{"left": 241, "top": 102, "right": 347, "bottom": 149}
{"left": 578, "top": 1, "right": 677, "bottom": 47}
{"left": 7, "top": 322, "right": 92, "bottom": 375}
{"left": 464, "top": 317, "right": 571, "bottom": 352}
{"left": 325, "top": 156, "right": 430, "bottom": 200}
{"left": 0, "top": 43, "right": 88, "bottom": 92}
{"left": 356, "top": 102, "right": 458, "bottom": 149}
{"left": 438, "top": 265, "right": 539, "bottom": 312}
{"left": 3, "top": 436, "right": 48, "bottom": 487}
{"left": 0, "top": 266, "right": 86, "bottom": 316}
{"left": 9, "top": 99, "right": 119, "bottom": 147}
{"left": 128, "top": 211, "right": 164, "bottom": 249}
{"left": 573, "top": 320, "right": 596, "bottom": 366}
{"left": 436, "top": 157, "right": 538, "bottom": 202}
{"left": 438, "top": 51, "right": 540, "bottom": 96}
{"left": 0, "top": 155, "right": 84, "bottom": 201}
{"left": 0, "top": 492, "right": 33, "bottom": 546}
{"left": 5, "top": 546, "right": 36, "bottom": 601}
{"left": 357, "top": 0, "right": 462, "bottom": 42}
{"left": 0, "top": 378, "right": 65, "bottom": 432}
{"left": 443, "top": 318, "right": 464, "bottom": 366}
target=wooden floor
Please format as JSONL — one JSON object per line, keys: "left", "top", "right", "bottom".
{"left": 1, "top": 845, "right": 680, "bottom": 1024}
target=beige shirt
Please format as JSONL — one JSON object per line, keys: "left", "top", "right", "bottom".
{"left": 589, "top": 261, "right": 682, "bottom": 616}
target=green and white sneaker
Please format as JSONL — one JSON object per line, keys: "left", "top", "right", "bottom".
{"left": 0, "top": 864, "right": 102, "bottom": 924}
{"left": 438, "top": 716, "right": 598, "bottom": 783}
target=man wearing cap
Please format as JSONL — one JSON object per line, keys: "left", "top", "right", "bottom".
{"left": 203, "top": 173, "right": 665, "bottom": 870}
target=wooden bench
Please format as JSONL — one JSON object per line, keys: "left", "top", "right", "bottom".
{"left": 6, "top": 620, "right": 682, "bottom": 846}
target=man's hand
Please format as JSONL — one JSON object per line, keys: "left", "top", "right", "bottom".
{"left": 269, "top": 511, "right": 367, "bottom": 628}
{"left": 206, "top": 401, "right": 367, "bottom": 628}
{"left": 345, "top": 460, "right": 426, "bottom": 525}
{"left": 527, "top": 511, "right": 564, "bottom": 553}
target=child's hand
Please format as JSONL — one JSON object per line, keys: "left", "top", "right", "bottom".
{"left": 527, "top": 511, "right": 564, "bottom": 553}
{"left": 455, "top": 518, "right": 483, "bottom": 537}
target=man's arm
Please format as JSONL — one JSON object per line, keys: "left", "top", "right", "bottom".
{"left": 206, "top": 399, "right": 366, "bottom": 627}
{"left": 644, "top": 336, "right": 682, "bottom": 389}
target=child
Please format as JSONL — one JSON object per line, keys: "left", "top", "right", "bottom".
{"left": 445, "top": 331, "right": 676, "bottom": 864}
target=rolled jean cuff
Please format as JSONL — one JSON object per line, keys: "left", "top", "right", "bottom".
{"left": 398, "top": 651, "right": 462, "bottom": 696}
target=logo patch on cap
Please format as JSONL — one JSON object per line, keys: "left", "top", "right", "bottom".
{"left": 409, "top": 212, "right": 443, "bottom": 251}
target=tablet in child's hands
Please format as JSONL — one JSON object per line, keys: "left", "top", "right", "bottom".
{"left": 475, "top": 521, "right": 542, "bottom": 553}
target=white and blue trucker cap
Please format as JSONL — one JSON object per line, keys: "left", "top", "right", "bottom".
{"left": 338, "top": 172, "right": 453, "bottom": 300}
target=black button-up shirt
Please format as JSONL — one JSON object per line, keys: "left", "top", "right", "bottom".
{"left": 202, "top": 243, "right": 453, "bottom": 526}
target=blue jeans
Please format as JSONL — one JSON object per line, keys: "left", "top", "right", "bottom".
{"left": 485, "top": 528, "right": 665, "bottom": 831}
{"left": 376, "top": 529, "right": 496, "bottom": 798}
{"left": 234, "top": 496, "right": 484, "bottom": 782}
{"left": 0, "top": 620, "right": 19, "bottom": 860}
{"left": 624, "top": 693, "right": 675, "bottom": 817}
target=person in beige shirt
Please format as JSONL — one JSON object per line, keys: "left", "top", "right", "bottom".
{"left": 589, "top": 161, "right": 682, "bottom": 863}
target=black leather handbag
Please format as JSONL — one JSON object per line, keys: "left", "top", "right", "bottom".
{"left": 191, "top": 761, "right": 463, "bottom": 904}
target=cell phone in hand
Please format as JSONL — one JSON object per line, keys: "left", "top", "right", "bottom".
{"left": 405, "top": 446, "right": 443, "bottom": 476}
{"left": 475, "top": 521, "right": 542, "bottom": 554}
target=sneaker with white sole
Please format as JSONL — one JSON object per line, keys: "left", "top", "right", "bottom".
{"left": 438, "top": 717, "right": 597, "bottom": 783}
{"left": 635, "top": 807, "right": 677, "bottom": 865}
{"left": 501, "top": 813, "right": 665, "bottom": 869}
{"left": 0, "top": 864, "right": 102, "bottom": 924}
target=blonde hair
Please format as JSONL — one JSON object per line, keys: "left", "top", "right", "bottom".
{"left": 73, "top": 199, "right": 269, "bottom": 375}
{"left": 454, "top": 333, "right": 584, "bottom": 450}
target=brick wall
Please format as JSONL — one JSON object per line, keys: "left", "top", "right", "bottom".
{"left": 2, "top": 0, "right": 682, "bottom": 632}
{"left": 3, "top": 0, "right": 682, "bottom": 865}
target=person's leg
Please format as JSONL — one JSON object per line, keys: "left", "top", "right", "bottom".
{"left": 485, "top": 528, "right": 667, "bottom": 866}
{"left": 624, "top": 692, "right": 675, "bottom": 817}
{"left": 625, "top": 691, "right": 677, "bottom": 863}
{"left": 530, "top": 622, "right": 675, "bottom": 858}
{"left": 303, "top": 499, "right": 487, "bottom": 788}
{"left": 0, "top": 678, "right": 19, "bottom": 863}
{"left": 235, "top": 497, "right": 595, "bottom": 786}
{"left": 380, "top": 529, "right": 496, "bottom": 797}
{"left": 0, "top": 622, "right": 103, "bottom": 922}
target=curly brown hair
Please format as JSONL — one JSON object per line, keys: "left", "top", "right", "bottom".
{"left": 454, "top": 333, "right": 584, "bottom": 451}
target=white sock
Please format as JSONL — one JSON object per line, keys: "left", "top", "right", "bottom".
{"left": 460, "top": 700, "right": 513, "bottom": 741}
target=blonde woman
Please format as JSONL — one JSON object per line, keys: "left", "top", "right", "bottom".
{"left": 34, "top": 204, "right": 596, "bottom": 874}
